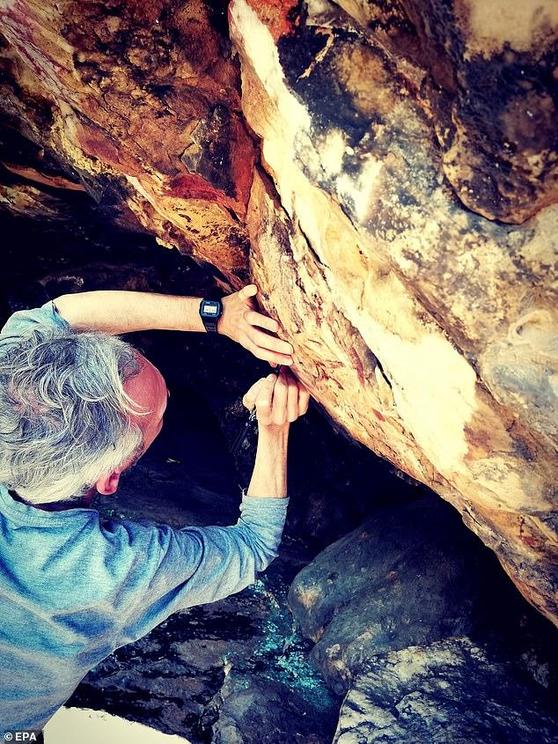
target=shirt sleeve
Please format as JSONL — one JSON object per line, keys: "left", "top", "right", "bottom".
{"left": 0, "top": 299, "right": 70, "bottom": 341}
{"left": 103, "top": 494, "right": 289, "bottom": 646}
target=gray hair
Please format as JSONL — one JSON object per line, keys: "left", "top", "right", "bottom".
{"left": 0, "top": 323, "right": 146, "bottom": 504}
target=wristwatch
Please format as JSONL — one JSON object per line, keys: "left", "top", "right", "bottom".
{"left": 199, "top": 298, "right": 223, "bottom": 333}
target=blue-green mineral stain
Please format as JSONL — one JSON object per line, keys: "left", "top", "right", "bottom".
{"left": 244, "top": 577, "right": 338, "bottom": 710}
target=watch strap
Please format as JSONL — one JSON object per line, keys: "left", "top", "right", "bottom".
{"left": 203, "top": 317, "right": 218, "bottom": 333}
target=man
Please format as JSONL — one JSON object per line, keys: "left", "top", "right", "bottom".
{"left": 0, "top": 285, "right": 309, "bottom": 735}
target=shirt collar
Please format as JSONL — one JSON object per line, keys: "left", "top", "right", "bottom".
{"left": 0, "top": 483, "right": 96, "bottom": 527}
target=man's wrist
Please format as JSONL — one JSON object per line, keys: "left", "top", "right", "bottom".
{"left": 177, "top": 296, "right": 206, "bottom": 333}
{"left": 216, "top": 294, "right": 231, "bottom": 336}
{"left": 247, "top": 425, "right": 289, "bottom": 499}
{"left": 257, "top": 424, "right": 290, "bottom": 446}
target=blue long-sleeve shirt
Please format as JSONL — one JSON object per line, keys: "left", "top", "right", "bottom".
{"left": 0, "top": 301, "right": 288, "bottom": 732}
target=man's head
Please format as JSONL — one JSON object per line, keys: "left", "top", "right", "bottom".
{"left": 0, "top": 324, "right": 168, "bottom": 505}
{"left": 96, "top": 352, "right": 169, "bottom": 497}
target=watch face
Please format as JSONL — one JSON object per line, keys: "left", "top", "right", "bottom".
{"left": 201, "top": 300, "right": 222, "bottom": 319}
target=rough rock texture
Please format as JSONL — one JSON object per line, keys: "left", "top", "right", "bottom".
{"left": 0, "top": 0, "right": 557, "bottom": 627}
{"left": 204, "top": 673, "right": 336, "bottom": 744}
{"left": 71, "top": 579, "right": 338, "bottom": 743}
{"left": 333, "top": 638, "right": 558, "bottom": 744}
{"left": 0, "top": 0, "right": 256, "bottom": 282}
{"left": 230, "top": 0, "right": 558, "bottom": 628}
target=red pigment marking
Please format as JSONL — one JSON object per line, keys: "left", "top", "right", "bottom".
{"left": 348, "top": 347, "right": 366, "bottom": 385}
{"left": 2, "top": 10, "right": 70, "bottom": 84}
{"left": 167, "top": 173, "right": 241, "bottom": 213}
{"left": 77, "top": 124, "right": 145, "bottom": 178}
{"left": 78, "top": 130, "right": 122, "bottom": 169}
{"left": 522, "top": 536, "right": 540, "bottom": 549}
{"left": 373, "top": 409, "right": 385, "bottom": 422}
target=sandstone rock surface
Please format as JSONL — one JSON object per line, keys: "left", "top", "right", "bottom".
{"left": 0, "top": 0, "right": 557, "bottom": 625}
{"left": 231, "top": 0, "right": 558, "bottom": 627}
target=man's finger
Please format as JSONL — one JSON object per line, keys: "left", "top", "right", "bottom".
{"left": 246, "top": 310, "right": 280, "bottom": 335}
{"left": 287, "top": 372, "right": 299, "bottom": 422}
{"left": 247, "top": 341, "right": 294, "bottom": 366}
{"left": 298, "top": 385, "right": 310, "bottom": 416}
{"left": 271, "top": 368, "right": 288, "bottom": 425}
{"left": 242, "top": 377, "right": 266, "bottom": 410}
{"left": 249, "top": 328, "right": 293, "bottom": 356}
{"left": 255, "top": 374, "right": 276, "bottom": 419}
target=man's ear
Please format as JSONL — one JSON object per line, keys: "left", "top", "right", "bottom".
{"left": 95, "top": 470, "right": 122, "bottom": 496}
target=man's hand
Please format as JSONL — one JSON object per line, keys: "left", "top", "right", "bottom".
{"left": 243, "top": 369, "right": 310, "bottom": 499}
{"left": 242, "top": 368, "right": 310, "bottom": 432}
{"left": 219, "top": 285, "right": 294, "bottom": 367}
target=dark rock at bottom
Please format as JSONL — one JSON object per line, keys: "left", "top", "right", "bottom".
{"left": 205, "top": 672, "right": 337, "bottom": 744}
{"left": 334, "top": 637, "right": 558, "bottom": 744}
{"left": 288, "top": 494, "right": 558, "bottom": 742}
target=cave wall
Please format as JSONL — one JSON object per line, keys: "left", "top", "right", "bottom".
{"left": 0, "top": 0, "right": 255, "bottom": 280}
{"left": 0, "top": 0, "right": 557, "bottom": 626}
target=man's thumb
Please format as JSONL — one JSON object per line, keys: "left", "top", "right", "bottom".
{"left": 242, "top": 377, "right": 265, "bottom": 409}
{"left": 240, "top": 284, "right": 258, "bottom": 299}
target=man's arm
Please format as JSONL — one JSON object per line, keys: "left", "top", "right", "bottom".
{"left": 53, "top": 285, "right": 294, "bottom": 366}
{"left": 110, "top": 370, "right": 309, "bottom": 643}
{"left": 54, "top": 289, "right": 208, "bottom": 334}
